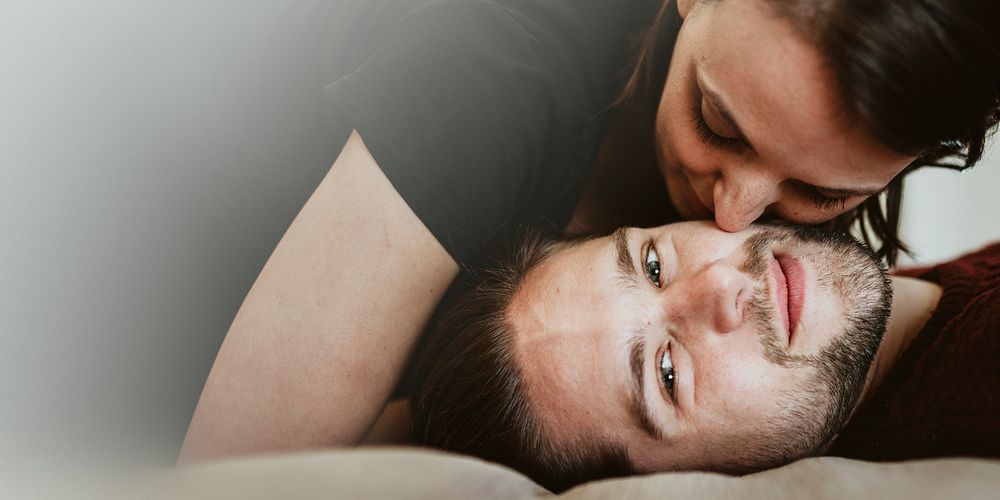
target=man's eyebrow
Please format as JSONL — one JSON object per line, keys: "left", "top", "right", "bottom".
{"left": 628, "top": 332, "right": 663, "bottom": 440}
{"left": 612, "top": 227, "right": 636, "bottom": 287}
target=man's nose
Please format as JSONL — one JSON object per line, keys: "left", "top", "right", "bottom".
{"left": 669, "top": 259, "right": 753, "bottom": 334}
{"left": 712, "top": 171, "right": 779, "bottom": 232}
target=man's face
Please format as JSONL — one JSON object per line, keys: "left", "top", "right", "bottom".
{"left": 508, "top": 222, "right": 890, "bottom": 472}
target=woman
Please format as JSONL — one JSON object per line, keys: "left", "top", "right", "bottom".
{"left": 179, "top": 0, "right": 1000, "bottom": 461}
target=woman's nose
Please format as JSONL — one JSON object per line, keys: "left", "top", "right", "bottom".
{"left": 712, "top": 172, "right": 779, "bottom": 232}
{"left": 670, "top": 259, "right": 753, "bottom": 334}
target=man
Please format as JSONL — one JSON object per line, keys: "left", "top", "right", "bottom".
{"left": 410, "top": 221, "right": 999, "bottom": 491}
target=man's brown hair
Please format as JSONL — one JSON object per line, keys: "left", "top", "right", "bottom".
{"left": 409, "top": 229, "right": 633, "bottom": 492}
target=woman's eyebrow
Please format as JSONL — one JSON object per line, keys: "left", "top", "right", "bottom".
{"left": 698, "top": 74, "right": 887, "bottom": 198}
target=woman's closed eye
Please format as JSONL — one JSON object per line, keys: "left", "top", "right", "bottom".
{"left": 795, "top": 181, "right": 851, "bottom": 211}
{"left": 692, "top": 102, "right": 744, "bottom": 154}
{"left": 805, "top": 189, "right": 848, "bottom": 211}
{"left": 689, "top": 82, "right": 746, "bottom": 155}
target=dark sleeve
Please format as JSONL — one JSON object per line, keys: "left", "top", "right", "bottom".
{"left": 829, "top": 241, "right": 1000, "bottom": 460}
{"left": 324, "top": 0, "right": 593, "bottom": 264}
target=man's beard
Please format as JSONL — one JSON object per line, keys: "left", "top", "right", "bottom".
{"left": 733, "top": 225, "right": 894, "bottom": 467}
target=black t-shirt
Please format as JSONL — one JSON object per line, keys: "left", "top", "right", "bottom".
{"left": 325, "top": 0, "right": 668, "bottom": 266}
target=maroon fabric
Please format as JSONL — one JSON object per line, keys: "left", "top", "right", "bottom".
{"left": 829, "top": 242, "right": 1000, "bottom": 460}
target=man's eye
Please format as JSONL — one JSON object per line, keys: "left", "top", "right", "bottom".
{"left": 660, "top": 345, "right": 677, "bottom": 400}
{"left": 645, "top": 245, "right": 662, "bottom": 288}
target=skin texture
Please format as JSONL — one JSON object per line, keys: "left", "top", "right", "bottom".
{"left": 508, "top": 222, "right": 892, "bottom": 472}
{"left": 660, "top": 0, "right": 916, "bottom": 231}
{"left": 180, "top": 131, "right": 458, "bottom": 461}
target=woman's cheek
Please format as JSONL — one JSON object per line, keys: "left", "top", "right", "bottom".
{"left": 657, "top": 114, "right": 698, "bottom": 172}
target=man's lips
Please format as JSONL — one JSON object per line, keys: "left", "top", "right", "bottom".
{"left": 768, "top": 256, "right": 791, "bottom": 340}
{"left": 769, "top": 254, "right": 805, "bottom": 345}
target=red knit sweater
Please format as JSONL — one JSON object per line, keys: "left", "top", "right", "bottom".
{"left": 829, "top": 242, "right": 1000, "bottom": 459}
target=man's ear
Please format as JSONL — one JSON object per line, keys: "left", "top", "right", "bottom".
{"left": 677, "top": 0, "right": 695, "bottom": 19}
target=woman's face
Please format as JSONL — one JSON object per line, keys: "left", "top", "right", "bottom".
{"left": 656, "top": 0, "right": 916, "bottom": 232}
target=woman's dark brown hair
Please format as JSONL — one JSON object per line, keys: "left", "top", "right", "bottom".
{"left": 617, "top": 0, "right": 1000, "bottom": 266}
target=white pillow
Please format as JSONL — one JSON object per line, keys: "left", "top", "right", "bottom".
{"left": 137, "top": 448, "right": 1000, "bottom": 500}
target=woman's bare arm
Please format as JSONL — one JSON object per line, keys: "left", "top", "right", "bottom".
{"left": 179, "top": 131, "right": 458, "bottom": 462}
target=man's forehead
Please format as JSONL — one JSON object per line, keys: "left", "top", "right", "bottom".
{"left": 514, "top": 331, "right": 643, "bottom": 448}
{"left": 509, "top": 256, "right": 612, "bottom": 371}
{"left": 509, "top": 240, "right": 613, "bottom": 336}
{"left": 509, "top": 240, "right": 643, "bottom": 443}
{"left": 512, "top": 324, "right": 621, "bottom": 437}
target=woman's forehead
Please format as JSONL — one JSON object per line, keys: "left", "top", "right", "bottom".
{"left": 692, "top": 1, "right": 913, "bottom": 182}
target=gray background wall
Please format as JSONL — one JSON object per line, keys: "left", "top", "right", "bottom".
{"left": 1, "top": 0, "right": 351, "bottom": 478}
{"left": 2, "top": 0, "right": 998, "bottom": 486}
{"left": 900, "top": 144, "right": 1000, "bottom": 266}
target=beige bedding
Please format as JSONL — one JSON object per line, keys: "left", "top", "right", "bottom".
{"left": 140, "top": 447, "right": 1000, "bottom": 499}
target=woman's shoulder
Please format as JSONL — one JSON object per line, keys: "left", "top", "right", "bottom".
{"left": 327, "top": 0, "right": 658, "bottom": 79}
{"left": 323, "top": 0, "right": 663, "bottom": 265}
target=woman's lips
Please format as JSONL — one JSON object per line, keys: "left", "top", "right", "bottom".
{"left": 777, "top": 254, "right": 805, "bottom": 345}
